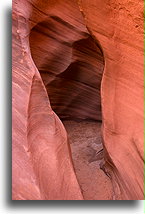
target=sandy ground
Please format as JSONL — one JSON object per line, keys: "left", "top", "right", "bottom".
{"left": 62, "top": 120, "right": 113, "bottom": 200}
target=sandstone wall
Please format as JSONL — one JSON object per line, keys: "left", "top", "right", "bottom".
{"left": 78, "top": 0, "right": 144, "bottom": 199}
{"left": 12, "top": 0, "right": 83, "bottom": 200}
{"left": 12, "top": 0, "right": 144, "bottom": 200}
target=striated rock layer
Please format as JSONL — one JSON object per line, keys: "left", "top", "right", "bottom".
{"left": 78, "top": 0, "right": 144, "bottom": 199}
{"left": 29, "top": 5, "right": 104, "bottom": 121}
{"left": 12, "top": 0, "right": 143, "bottom": 200}
{"left": 12, "top": 0, "right": 83, "bottom": 200}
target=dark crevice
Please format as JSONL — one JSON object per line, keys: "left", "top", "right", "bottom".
{"left": 29, "top": 9, "right": 113, "bottom": 199}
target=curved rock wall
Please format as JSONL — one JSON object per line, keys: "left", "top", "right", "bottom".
{"left": 78, "top": 0, "right": 143, "bottom": 199}
{"left": 12, "top": 0, "right": 144, "bottom": 200}
{"left": 12, "top": 0, "right": 83, "bottom": 200}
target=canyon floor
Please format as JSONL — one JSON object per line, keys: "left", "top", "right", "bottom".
{"left": 62, "top": 120, "right": 113, "bottom": 200}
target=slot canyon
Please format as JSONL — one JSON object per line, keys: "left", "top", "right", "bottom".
{"left": 12, "top": 0, "right": 144, "bottom": 200}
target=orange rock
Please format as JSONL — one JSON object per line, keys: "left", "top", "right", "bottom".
{"left": 79, "top": 0, "right": 143, "bottom": 199}
{"left": 12, "top": 0, "right": 143, "bottom": 200}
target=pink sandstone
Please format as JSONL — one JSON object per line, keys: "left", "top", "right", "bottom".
{"left": 12, "top": 0, "right": 143, "bottom": 200}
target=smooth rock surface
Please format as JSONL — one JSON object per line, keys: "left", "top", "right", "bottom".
{"left": 78, "top": 0, "right": 143, "bottom": 199}
{"left": 12, "top": 0, "right": 83, "bottom": 200}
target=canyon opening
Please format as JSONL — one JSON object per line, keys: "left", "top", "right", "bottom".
{"left": 29, "top": 12, "right": 113, "bottom": 199}
{"left": 30, "top": 10, "right": 115, "bottom": 200}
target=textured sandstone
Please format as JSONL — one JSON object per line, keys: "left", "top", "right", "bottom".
{"left": 12, "top": 0, "right": 143, "bottom": 200}
{"left": 78, "top": 0, "right": 143, "bottom": 199}
{"left": 12, "top": 0, "right": 83, "bottom": 200}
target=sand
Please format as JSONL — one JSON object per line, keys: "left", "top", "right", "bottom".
{"left": 63, "top": 120, "right": 113, "bottom": 200}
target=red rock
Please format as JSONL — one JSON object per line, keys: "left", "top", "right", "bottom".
{"left": 12, "top": 0, "right": 83, "bottom": 200}
{"left": 78, "top": 0, "right": 143, "bottom": 199}
{"left": 12, "top": 0, "right": 143, "bottom": 200}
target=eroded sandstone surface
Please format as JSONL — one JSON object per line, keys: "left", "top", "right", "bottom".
{"left": 12, "top": 0, "right": 143, "bottom": 200}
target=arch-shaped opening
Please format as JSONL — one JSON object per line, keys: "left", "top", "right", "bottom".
{"left": 29, "top": 12, "right": 112, "bottom": 200}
